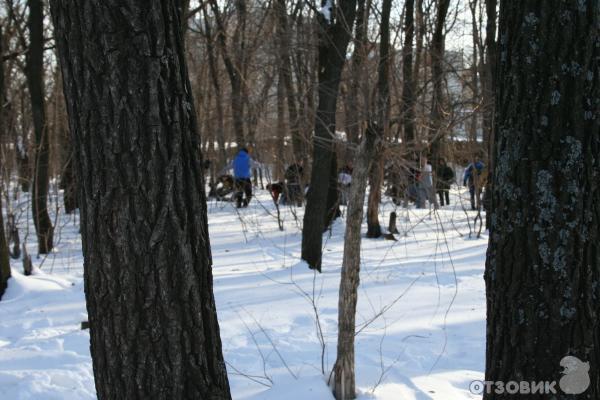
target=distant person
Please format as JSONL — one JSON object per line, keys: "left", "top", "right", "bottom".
{"left": 221, "top": 148, "right": 259, "bottom": 208}
{"left": 435, "top": 158, "right": 455, "bottom": 206}
{"left": 214, "top": 175, "right": 235, "bottom": 200}
{"left": 266, "top": 181, "right": 284, "bottom": 203}
{"left": 338, "top": 164, "right": 353, "bottom": 206}
{"left": 463, "top": 160, "right": 485, "bottom": 210}
{"left": 419, "top": 156, "right": 438, "bottom": 209}
{"left": 284, "top": 161, "right": 304, "bottom": 206}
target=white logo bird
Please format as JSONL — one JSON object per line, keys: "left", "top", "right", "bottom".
{"left": 559, "top": 356, "right": 590, "bottom": 395}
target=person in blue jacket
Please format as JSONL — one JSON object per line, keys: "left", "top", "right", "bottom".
{"left": 222, "top": 148, "right": 260, "bottom": 208}
{"left": 463, "top": 160, "right": 485, "bottom": 210}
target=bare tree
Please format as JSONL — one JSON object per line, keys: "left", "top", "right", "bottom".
{"left": 344, "top": 0, "right": 368, "bottom": 149}
{"left": 302, "top": 0, "right": 358, "bottom": 271}
{"left": 429, "top": 0, "right": 451, "bottom": 164}
{"left": 0, "top": 24, "right": 10, "bottom": 299}
{"left": 25, "top": 0, "right": 53, "bottom": 253}
{"left": 333, "top": 0, "right": 392, "bottom": 397}
{"left": 208, "top": 0, "right": 248, "bottom": 148}
{"left": 275, "top": 0, "right": 304, "bottom": 161}
{"left": 401, "top": 0, "right": 416, "bottom": 144}
{"left": 201, "top": 5, "right": 228, "bottom": 168}
{"left": 468, "top": 0, "right": 480, "bottom": 143}
{"left": 50, "top": 1, "right": 232, "bottom": 398}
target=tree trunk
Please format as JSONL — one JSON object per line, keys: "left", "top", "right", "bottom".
{"left": 276, "top": 72, "right": 286, "bottom": 181}
{"left": 413, "top": 0, "right": 424, "bottom": 142}
{"left": 483, "top": 0, "right": 497, "bottom": 229}
{"left": 17, "top": 151, "right": 30, "bottom": 193}
{"left": 50, "top": 2, "right": 232, "bottom": 399}
{"left": 208, "top": 0, "right": 246, "bottom": 147}
{"left": 26, "top": 0, "right": 53, "bottom": 254}
{"left": 333, "top": 124, "right": 377, "bottom": 400}
{"left": 301, "top": 0, "right": 358, "bottom": 271}
{"left": 482, "top": 0, "right": 497, "bottom": 148}
{"left": 485, "top": 2, "right": 599, "bottom": 399}
{"left": 293, "top": 13, "right": 314, "bottom": 169}
{"left": 179, "top": 0, "right": 190, "bottom": 40}
{"left": 0, "top": 192, "right": 10, "bottom": 300}
{"left": 334, "top": 0, "right": 392, "bottom": 396}
{"left": 61, "top": 153, "right": 78, "bottom": 214}
{"left": 52, "top": 67, "right": 78, "bottom": 214}
{"left": 275, "top": 0, "right": 303, "bottom": 161}
{"left": 202, "top": 7, "right": 228, "bottom": 169}
{"left": 401, "top": 0, "right": 415, "bottom": 144}
{"left": 344, "top": 0, "right": 367, "bottom": 149}
{"left": 429, "top": 0, "right": 451, "bottom": 164}
{"left": 366, "top": 0, "right": 392, "bottom": 239}
{"left": 325, "top": 154, "right": 341, "bottom": 227}
{"left": 16, "top": 87, "right": 30, "bottom": 192}
{"left": 366, "top": 156, "right": 383, "bottom": 238}
{"left": 468, "top": 0, "right": 480, "bottom": 144}
{"left": 0, "top": 25, "right": 10, "bottom": 300}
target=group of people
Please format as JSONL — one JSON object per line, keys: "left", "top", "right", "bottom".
{"left": 387, "top": 156, "right": 485, "bottom": 211}
{"left": 463, "top": 160, "right": 486, "bottom": 210}
{"left": 218, "top": 147, "right": 259, "bottom": 208}
{"left": 216, "top": 147, "right": 486, "bottom": 211}
{"left": 219, "top": 148, "right": 305, "bottom": 208}
{"left": 404, "top": 156, "right": 454, "bottom": 209}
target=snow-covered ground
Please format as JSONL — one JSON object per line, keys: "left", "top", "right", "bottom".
{"left": 0, "top": 187, "right": 487, "bottom": 399}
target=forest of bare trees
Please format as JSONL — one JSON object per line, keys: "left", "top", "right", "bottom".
{"left": 0, "top": 0, "right": 597, "bottom": 399}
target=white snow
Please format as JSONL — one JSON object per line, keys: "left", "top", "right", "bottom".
{"left": 319, "top": 0, "right": 333, "bottom": 24}
{"left": 1, "top": 188, "right": 487, "bottom": 399}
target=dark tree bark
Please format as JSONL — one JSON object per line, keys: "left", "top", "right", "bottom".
{"left": 485, "top": 2, "right": 599, "bottom": 399}
{"left": 179, "top": 0, "right": 190, "bottom": 39}
{"left": 301, "top": 0, "right": 358, "bottom": 271}
{"left": 365, "top": 0, "right": 393, "bottom": 239}
{"left": 26, "top": 0, "right": 53, "bottom": 254}
{"left": 276, "top": 72, "right": 286, "bottom": 180}
{"left": 483, "top": 0, "right": 497, "bottom": 229}
{"left": 50, "top": 2, "right": 232, "bottom": 399}
{"left": 52, "top": 67, "right": 79, "bottom": 214}
{"left": 0, "top": 25, "right": 10, "bottom": 300}
{"left": 16, "top": 85, "right": 30, "bottom": 192}
{"left": 325, "top": 154, "right": 341, "bottom": 226}
{"left": 429, "top": 0, "right": 451, "bottom": 164}
{"left": 16, "top": 150, "right": 30, "bottom": 193}
{"left": 61, "top": 153, "right": 78, "bottom": 214}
{"left": 482, "top": 0, "right": 497, "bottom": 147}
{"left": 388, "top": 211, "right": 398, "bottom": 234}
{"left": 401, "top": 0, "right": 415, "bottom": 144}
{"left": 0, "top": 192, "right": 10, "bottom": 300}
{"left": 365, "top": 157, "right": 384, "bottom": 237}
